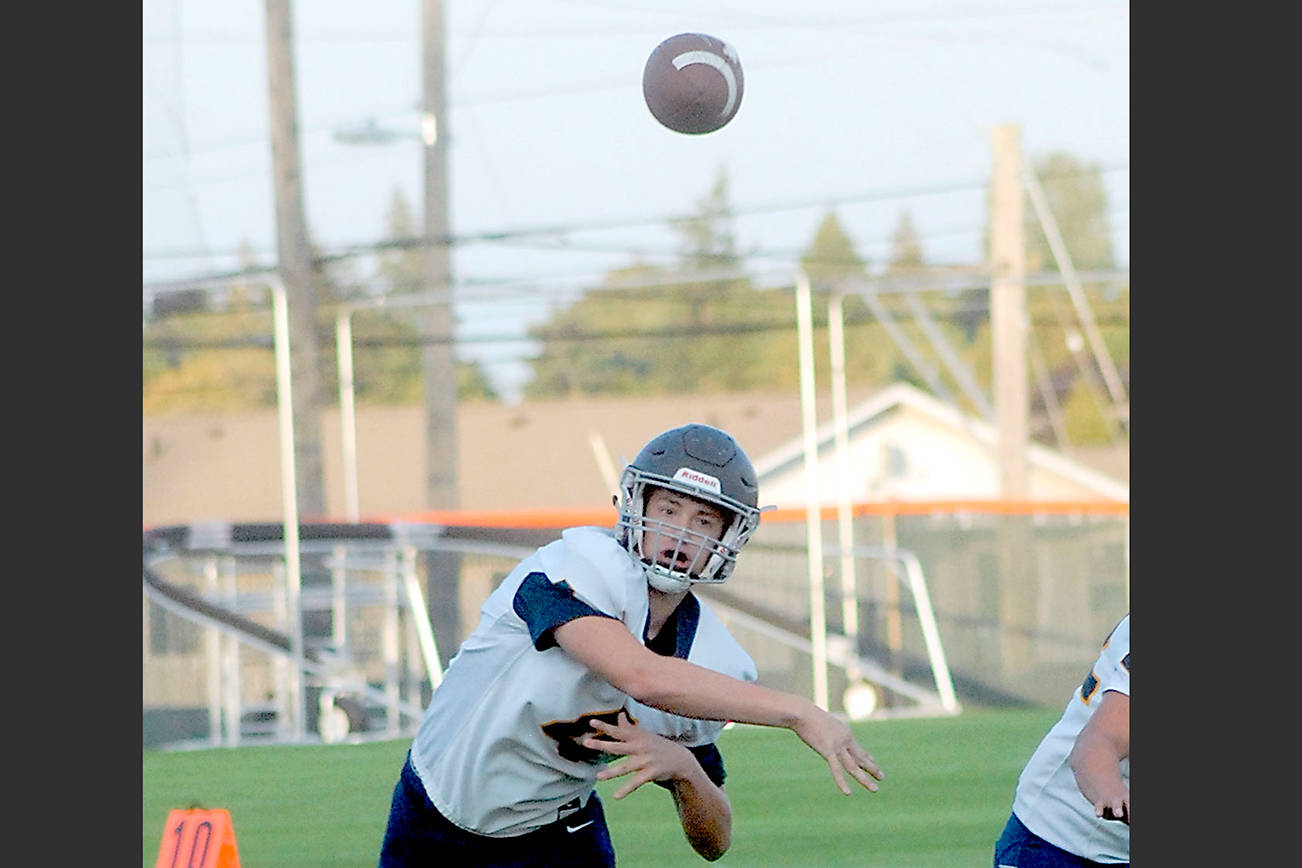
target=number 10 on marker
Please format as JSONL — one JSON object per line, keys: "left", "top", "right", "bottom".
{"left": 153, "top": 808, "right": 241, "bottom": 868}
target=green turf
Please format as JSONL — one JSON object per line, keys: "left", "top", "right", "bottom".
{"left": 143, "top": 706, "right": 1060, "bottom": 867}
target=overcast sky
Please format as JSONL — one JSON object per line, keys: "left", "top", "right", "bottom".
{"left": 143, "top": 0, "right": 1129, "bottom": 400}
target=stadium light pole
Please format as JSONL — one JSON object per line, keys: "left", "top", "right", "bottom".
{"left": 826, "top": 291, "right": 871, "bottom": 717}
{"left": 333, "top": 289, "right": 454, "bottom": 523}
{"left": 335, "top": 308, "right": 359, "bottom": 522}
{"left": 270, "top": 277, "right": 307, "bottom": 741}
{"left": 794, "top": 270, "right": 830, "bottom": 711}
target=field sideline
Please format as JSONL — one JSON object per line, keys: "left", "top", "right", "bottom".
{"left": 143, "top": 706, "right": 1061, "bottom": 867}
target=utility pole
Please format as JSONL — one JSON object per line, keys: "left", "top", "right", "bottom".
{"left": 265, "top": 0, "right": 326, "bottom": 521}
{"left": 990, "top": 123, "right": 1029, "bottom": 500}
{"left": 421, "top": 0, "right": 463, "bottom": 672}
{"left": 265, "top": 0, "right": 327, "bottom": 741}
{"left": 989, "top": 123, "right": 1035, "bottom": 676}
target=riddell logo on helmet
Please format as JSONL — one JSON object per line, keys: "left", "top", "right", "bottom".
{"left": 673, "top": 467, "right": 722, "bottom": 494}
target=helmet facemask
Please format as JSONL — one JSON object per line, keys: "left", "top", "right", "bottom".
{"left": 617, "top": 466, "right": 762, "bottom": 594}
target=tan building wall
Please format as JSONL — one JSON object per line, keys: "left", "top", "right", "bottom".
{"left": 143, "top": 393, "right": 859, "bottom": 527}
{"left": 143, "top": 392, "right": 1127, "bottom": 528}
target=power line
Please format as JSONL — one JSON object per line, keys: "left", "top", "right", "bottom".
{"left": 144, "top": 165, "right": 1128, "bottom": 294}
{"left": 143, "top": 307, "right": 1129, "bottom": 354}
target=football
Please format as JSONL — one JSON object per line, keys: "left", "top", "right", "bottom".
{"left": 642, "top": 33, "right": 744, "bottom": 135}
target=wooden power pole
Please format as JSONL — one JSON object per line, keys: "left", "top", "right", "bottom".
{"left": 266, "top": 0, "right": 326, "bottom": 519}
{"left": 989, "top": 123, "right": 1035, "bottom": 676}
{"left": 990, "top": 123, "right": 1029, "bottom": 500}
{"left": 421, "top": 0, "right": 463, "bottom": 670}
{"left": 421, "top": 0, "right": 457, "bottom": 514}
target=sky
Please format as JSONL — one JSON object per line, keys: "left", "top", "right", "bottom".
{"left": 142, "top": 0, "right": 1129, "bottom": 401}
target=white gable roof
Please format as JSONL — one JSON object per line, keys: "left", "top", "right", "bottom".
{"left": 754, "top": 382, "right": 1129, "bottom": 506}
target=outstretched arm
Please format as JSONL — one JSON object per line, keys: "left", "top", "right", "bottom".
{"left": 555, "top": 615, "right": 883, "bottom": 796}
{"left": 584, "top": 712, "right": 731, "bottom": 861}
{"left": 1068, "top": 689, "right": 1129, "bottom": 824}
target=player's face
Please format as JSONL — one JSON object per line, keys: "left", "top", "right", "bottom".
{"left": 641, "top": 487, "right": 727, "bottom": 579}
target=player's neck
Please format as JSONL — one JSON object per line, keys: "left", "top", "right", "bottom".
{"left": 646, "top": 585, "right": 688, "bottom": 640}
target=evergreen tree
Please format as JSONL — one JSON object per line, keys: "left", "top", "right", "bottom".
{"left": 886, "top": 210, "right": 924, "bottom": 272}
{"left": 1027, "top": 153, "right": 1115, "bottom": 273}
{"left": 524, "top": 167, "right": 795, "bottom": 397}
{"left": 800, "top": 209, "right": 870, "bottom": 289}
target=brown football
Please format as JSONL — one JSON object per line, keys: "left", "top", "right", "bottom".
{"left": 642, "top": 33, "right": 744, "bottom": 135}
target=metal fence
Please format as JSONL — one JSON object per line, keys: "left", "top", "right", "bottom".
{"left": 143, "top": 505, "right": 1127, "bottom": 749}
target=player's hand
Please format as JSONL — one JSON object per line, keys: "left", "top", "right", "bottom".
{"left": 581, "top": 711, "right": 699, "bottom": 800}
{"left": 792, "top": 705, "right": 883, "bottom": 795}
{"left": 1096, "top": 793, "right": 1129, "bottom": 824}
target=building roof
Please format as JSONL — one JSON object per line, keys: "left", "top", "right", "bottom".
{"left": 755, "top": 382, "right": 1129, "bottom": 503}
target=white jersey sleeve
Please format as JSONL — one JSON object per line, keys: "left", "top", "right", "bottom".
{"left": 1012, "top": 614, "right": 1130, "bottom": 863}
{"left": 407, "top": 527, "right": 650, "bottom": 838}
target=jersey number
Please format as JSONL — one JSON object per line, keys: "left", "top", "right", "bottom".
{"left": 1078, "top": 622, "right": 1129, "bottom": 704}
{"left": 542, "top": 709, "right": 636, "bottom": 763}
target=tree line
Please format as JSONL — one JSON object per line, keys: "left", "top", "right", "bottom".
{"left": 142, "top": 152, "right": 1127, "bottom": 446}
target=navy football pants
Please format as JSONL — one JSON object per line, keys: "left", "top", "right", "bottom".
{"left": 994, "top": 812, "right": 1128, "bottom": 868}
{"left": 378, "top": 751, "right": 617, "bottom": 867}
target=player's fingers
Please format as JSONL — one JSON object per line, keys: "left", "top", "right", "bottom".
{"left": 582, "top": 734, "right": 630, "bottom": 755}
{"left": 852, "top": 747, "right": 884, "bottom": 781}
{"left": 1099, "top": 799, "right": 1128, "bottom": 823}
{"left": 613, "top": 770, "right": 655, "bottom": 800}
{"left": 595, "top": 760, "right": 632, "bottom": 781}
{"left": 825, "top": 756, "right": 852, "bottom": 796}
{"left": 844, "top": 755, "right": 880, "bottom": 792}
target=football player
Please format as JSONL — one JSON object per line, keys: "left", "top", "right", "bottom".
{"left": 378, "top": 424, "right": 883, "bottom": 866}
{"left": 994, "top": 613, "right": 1130, "bottom": 867}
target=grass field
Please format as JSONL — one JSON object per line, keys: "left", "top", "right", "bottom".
{"left": 142, "top": 706, "right": 1060, "bottom": 867}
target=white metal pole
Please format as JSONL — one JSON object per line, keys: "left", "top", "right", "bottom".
{"left": 221, "top": 557, "right": 241, "bottom": 746}
{"left": 336, "top": 311, "right": 361, "bottom": 522}
{"left": 271, "top": 280, "right": 306, "bottom": 741}
{"left": 795, "top": 273, "right": 829, "bottom": 710}
{"left": 204, "top": 557, "right": 222, "bottom": 746}
{"left": 588, "top": 431, "right": 620, "bottom": 499}
{"left": 382, "top": 549, "right": 402, "bottom": 735}
{"left": 400, "top": 544, "right": 444, "bottom": 691}
{"left": 331, "top": 544, "right": 348, "bottom": 649}
{"left": 827, "top": 294, "right": 860, "bottom": 684}
{"left": 899, "top": 551, "right": 960, "bottom": 712}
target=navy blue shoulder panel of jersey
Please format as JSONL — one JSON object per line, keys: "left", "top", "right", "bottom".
{"left": 512, "top": 570, "right": 617, "bottom": 651}
{"left": 671, "top": 592, "right": 701, "bottom": 659}
{"left": 645, "top": 593, "right": 726, "bottom": 789}
{"left": 644, "top": 591, "right": 701, "bottom": 659}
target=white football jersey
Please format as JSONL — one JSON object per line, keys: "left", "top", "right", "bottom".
{"left": 626, "top": 595, "right": 756, "bottom": 748}
{"left": 1012, "top": 614, "right": 1130, "bottom": 863}
{"left": 408, "top": 526, "right": 754, "bottom": 839}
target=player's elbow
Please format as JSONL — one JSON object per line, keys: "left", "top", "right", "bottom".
{"left": 686, "top": 820, "right": 730, "bottom": 861}
{"left": 697, "top": 842, "right": 729, "bottom": 862}
{"left": 701, "top": 830, "right": 731, "bottom": 861}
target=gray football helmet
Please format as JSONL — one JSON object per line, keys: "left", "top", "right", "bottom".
{"left": 617, "top": 424, "right": 765, "bottom": 593}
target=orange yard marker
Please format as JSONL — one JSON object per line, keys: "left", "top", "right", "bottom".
{"left": 154, "top": 808, "right": 241, "bottom": 868}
